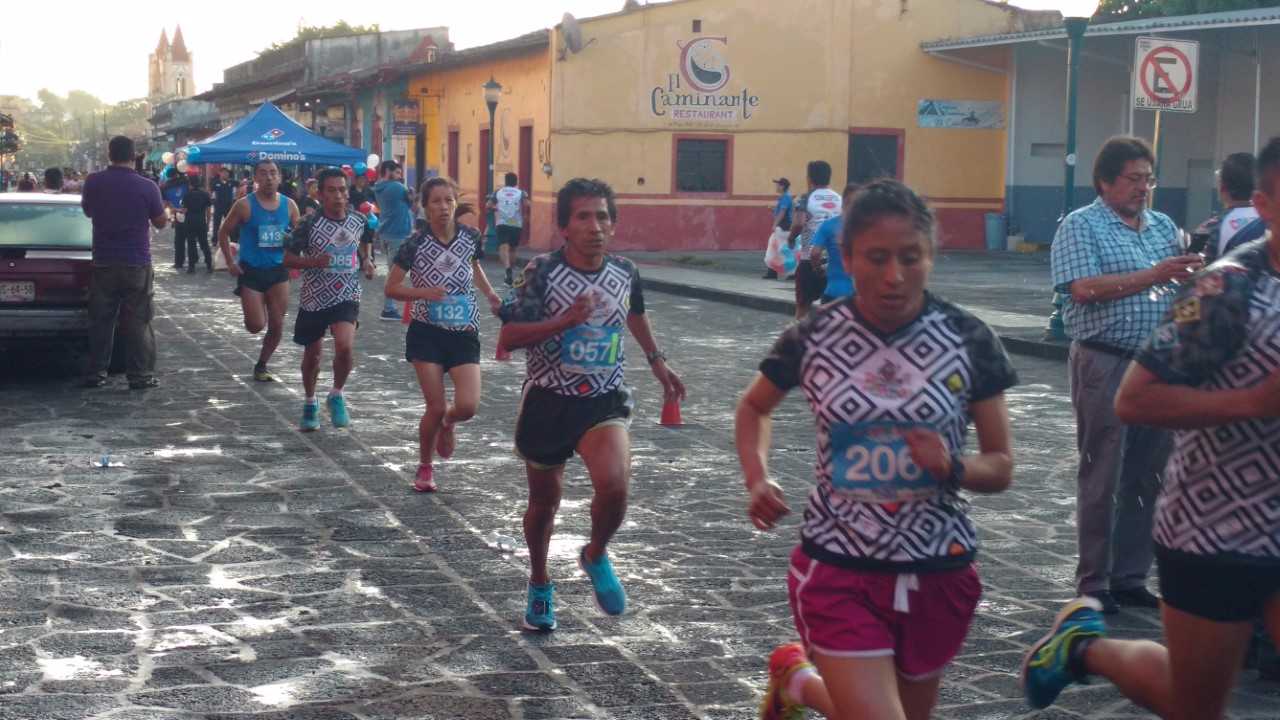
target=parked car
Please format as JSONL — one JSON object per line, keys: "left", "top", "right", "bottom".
{"left": 0, "top": 193, "right": 93, "bottom": 340}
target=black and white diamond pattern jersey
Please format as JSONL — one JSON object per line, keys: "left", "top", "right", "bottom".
{"left": 760, "top": 295, "right": 1018, "bottom": 572}
{"left": 498, "top": 249, "right": 645, "bottom": 398}
{"left": 1135, "top": 240, "right": 1280, "bottom": 564}
{"left": 393, "top": 225, "right": 484, "bottom": 333}
{"left": 285, "top": 211, "right": 374, "bottom": 312}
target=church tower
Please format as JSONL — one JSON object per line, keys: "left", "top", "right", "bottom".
{"left": 148, "top": 26, "right": 194, "bottom": 100}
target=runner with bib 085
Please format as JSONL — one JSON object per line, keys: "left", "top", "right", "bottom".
{"left": 736, "top": 179, "right": 1018, "bottom": 720}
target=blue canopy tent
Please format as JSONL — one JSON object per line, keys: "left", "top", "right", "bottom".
{"left": 184, "top": 102, "right": 364, "bottom": 166}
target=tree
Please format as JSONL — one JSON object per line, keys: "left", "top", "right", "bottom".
{"left": 1097, "top": 0, "right": 1280, "bottom": 20}
{"left": 259, "top": 20, "right": 380, "bottom": 55}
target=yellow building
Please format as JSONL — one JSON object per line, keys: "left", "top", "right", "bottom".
{"left": 413, "top": 0, "right": 1042, "bottom": 250}
{"left": 408, "top": 32, "right": 554, "bottom": 245}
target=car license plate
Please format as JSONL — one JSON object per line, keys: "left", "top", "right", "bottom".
{"left": 0, "top": 281, "right": 35, "bottom": 303}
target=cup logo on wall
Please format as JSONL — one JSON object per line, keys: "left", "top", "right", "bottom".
{"left": 680, "top": 37, "right": 730, "bottom": 93}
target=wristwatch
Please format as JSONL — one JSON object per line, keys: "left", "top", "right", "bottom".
{"left": 645, "top": 349, "right": 667, "bottom": 365}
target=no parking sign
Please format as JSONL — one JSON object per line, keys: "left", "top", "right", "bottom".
{"left": 1133, "top": 36, "right": 1199, "bottom": 113}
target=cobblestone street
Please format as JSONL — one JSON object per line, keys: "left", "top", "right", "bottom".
{"left": 1, "top": 244, "right": 1277, "bottom": 719}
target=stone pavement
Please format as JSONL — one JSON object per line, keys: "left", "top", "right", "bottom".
{"left": 0, "top": 235, "right": 1276, "bottom": 719}
{"left": 614, "top": 250, "right": 1067, "bottom": 361}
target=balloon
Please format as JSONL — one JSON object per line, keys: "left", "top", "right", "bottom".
{"left": 366, "top": 214, "right": 379, "bottom": 231}
{"left": 358, "top": 202, "right": 373, "bottom": 215}
{"left": 186, "top": 166, "right": 200, "bottom": 177}
{"left": 161, "top": 152, "right": 174, "bottom": 165}
{"left": 366, "top": 154, "right": 380, "bottom": 168}
{"left": 354, "top": 162, "right": 367, "bottom": 175}
{"left": 176, "top": 160, "right": 188, "bottom": 173}
{"left": 187, "top": 146, "right": 201, "bottom": 159}
{"left": 341, "top": 165, "right": 355, "bottom": 178}
{"left": 364, "top": 168, "right": 377, "bottom": 181}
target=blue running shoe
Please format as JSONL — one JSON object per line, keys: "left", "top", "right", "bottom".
{"left": 1023, "top": 596, "right": 1106, "bottom": 709}
{"left": 327, "top": 394, "right": 350, "bottom": 428}
{"left": 578, "top": 546, "right": 626, "bottom": 616}
{"left": 522, "top": 582, "right": 556, "bottom": 632}
{"left": 300, "top": 401, "right": 320, "bottom": 432}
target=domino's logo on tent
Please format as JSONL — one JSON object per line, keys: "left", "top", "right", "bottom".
{"left": 246, "top": 152, "right": 259, "bottom": 160}
{"left": 260, "top": 128, "right": 285, "bottom": 140}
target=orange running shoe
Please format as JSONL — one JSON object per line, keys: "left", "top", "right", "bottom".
{"left": 760, "top": 642, "right": 812, "bottom": 720}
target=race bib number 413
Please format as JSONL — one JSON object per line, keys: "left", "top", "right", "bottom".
{"left": 828, "top": 421, "right": 939, "bottom": 504}
{"left": 561, "top": 325, "right": 622, "bottom": 375}
{"left": 258, "top": 224, "right": 284, "bottom": 249}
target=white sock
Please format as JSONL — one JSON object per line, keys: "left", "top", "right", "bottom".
{"left": 328, "top": 387, "right": 343, "bottom": 398}
{"left": 305, "top": 395, "right": 317, "bottom": 405}
{"left": 786, "top": 666, "right": 817, "bottom": 705}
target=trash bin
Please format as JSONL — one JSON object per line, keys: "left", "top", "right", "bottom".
{"left": 984, "top": 212, "right": 1007, "bottom": 252}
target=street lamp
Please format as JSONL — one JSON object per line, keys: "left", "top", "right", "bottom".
{"left": 1060, "top": 0, "right": 1100, "bottom": 221}
{"left": 482, "top": 77, "right": 502, "bottom": 238}
{"left": 1047, "top": 0, "right": 1100, "bottom": 342}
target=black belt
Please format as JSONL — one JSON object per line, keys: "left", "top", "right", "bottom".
{"left": 1078, "top": 340, "right": 1134, "bottom": 360}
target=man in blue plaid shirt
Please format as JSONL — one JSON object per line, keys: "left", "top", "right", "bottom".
{"left": 1050, "top": 136, "right": 1203, "bottom": 614}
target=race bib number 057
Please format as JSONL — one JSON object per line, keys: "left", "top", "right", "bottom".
{"left": 828, "top": 421, "right": 939, "bottom": 504}
{"left": 561, "top": 324, "right": 622, "bottom": 375}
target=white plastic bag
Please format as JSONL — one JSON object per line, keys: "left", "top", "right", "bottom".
{"left": 764, "top": 227, "right": 789, "bottom": 274}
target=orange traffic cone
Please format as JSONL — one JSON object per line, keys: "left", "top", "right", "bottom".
{"left": 660, "top": 394, "right": 683, "bottom": 427}
{"left": 495, "top": 341, "right": 511, "bottom": 361}
{"left": 401, "top": 301, "right": 411, "bottom": 325}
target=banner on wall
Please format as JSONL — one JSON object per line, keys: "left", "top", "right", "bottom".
{"left": 393, "top": 101, "right": 421, "bottom": 136}
{"left": 917, "top": 100, "right": 1004, "bottom": 129}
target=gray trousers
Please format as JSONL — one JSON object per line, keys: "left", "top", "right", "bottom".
{"left": 87, "top": 265, "right": 156, "bottom": 382}
{"left": 1069, "top": 343, "right": 1172, "bottom": 595}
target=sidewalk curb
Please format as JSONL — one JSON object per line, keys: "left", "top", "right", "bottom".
{"left": 643, "top": 276, "right": 1070, "bottom": 362}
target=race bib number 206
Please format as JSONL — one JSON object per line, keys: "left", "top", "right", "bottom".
{"left": 828, "top": 421, "right": 939, "bottom": 504}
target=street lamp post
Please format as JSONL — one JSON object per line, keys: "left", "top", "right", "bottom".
{"left": 483, "top": 77, "right": 502, "bottom": 241}
{"left": 1047, "top": 1, "right": 1100, "bottom": 342}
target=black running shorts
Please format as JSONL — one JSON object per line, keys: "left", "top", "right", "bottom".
{"left": 515, "top": 385, "right": 632, "bottom": 469}
{"left": 1156, "top": 545, "right": 1280, "bottom": 623}
{"left": 405, "top": 320, "right": 481, "bottom": 371}
{"left": 293, "top": 301, "right": 359, "bottom": 346}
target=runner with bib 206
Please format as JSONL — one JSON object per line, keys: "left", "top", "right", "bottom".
{"left": 498, "top": 177, "right": 685, "bottom": 633}
{"left": 735, "top": 179, "right": 1018, "bottom": 720}
{"left": 216, "top": 158, "right": 300, "bottom": 382}
{"left": 385, "top": 177, "right": 502, "bottom": 493}
{"left": 283, "top": 167, "right": 375, "bottom": 432}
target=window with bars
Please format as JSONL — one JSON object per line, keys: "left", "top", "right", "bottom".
{"left": 675, "top": 139, "right": 728, "bottom": 193}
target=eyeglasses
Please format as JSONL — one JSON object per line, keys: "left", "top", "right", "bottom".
{"left": 1121, "top": 173, "right": 1158, "bottom": 188}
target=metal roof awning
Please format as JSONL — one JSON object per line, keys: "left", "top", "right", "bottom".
{"left": 923, "top": 7, "right": 1280, "bottom": 52}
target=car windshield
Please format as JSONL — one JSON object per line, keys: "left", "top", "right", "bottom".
{"left": 0, "top": 203, "right": 92, "bottom": 248}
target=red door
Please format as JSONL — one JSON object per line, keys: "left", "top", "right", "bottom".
{"left": 447, "top": 130, "right": 459, "bottom": 183}
{"left": 478, "top": 128, "right": 491, "bottom": 232}
{"left": 519, "top": 125, "right": 533, "bottom": 244}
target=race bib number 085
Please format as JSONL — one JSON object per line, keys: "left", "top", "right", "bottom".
{"left": 828, "top": 421, "right": 939, "bottom": 503}
{"left": 326, "top": 244, "right": 357, "bottom": 273}
{"left": 561, "top": 325, "right": 622, "bottom": 375}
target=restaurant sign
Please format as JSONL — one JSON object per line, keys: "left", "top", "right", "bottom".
{"left": 650, "top": 37, "right": 760, "bottom": 125}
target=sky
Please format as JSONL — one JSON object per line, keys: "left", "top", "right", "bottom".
{"left": 1, "top": 0, "right": 1070, "bottom": 105}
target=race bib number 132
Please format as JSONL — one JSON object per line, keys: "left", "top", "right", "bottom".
{"left": 828, "top": 421, "right": 939, "bottom": 504}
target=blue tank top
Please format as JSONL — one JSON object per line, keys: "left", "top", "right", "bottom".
{"left": 238, "top": 193, "right": 290, "bottom": 268}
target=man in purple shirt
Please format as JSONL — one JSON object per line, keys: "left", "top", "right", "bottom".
{"left": 80, "top": 136, "right": 167, "bottom": 389}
